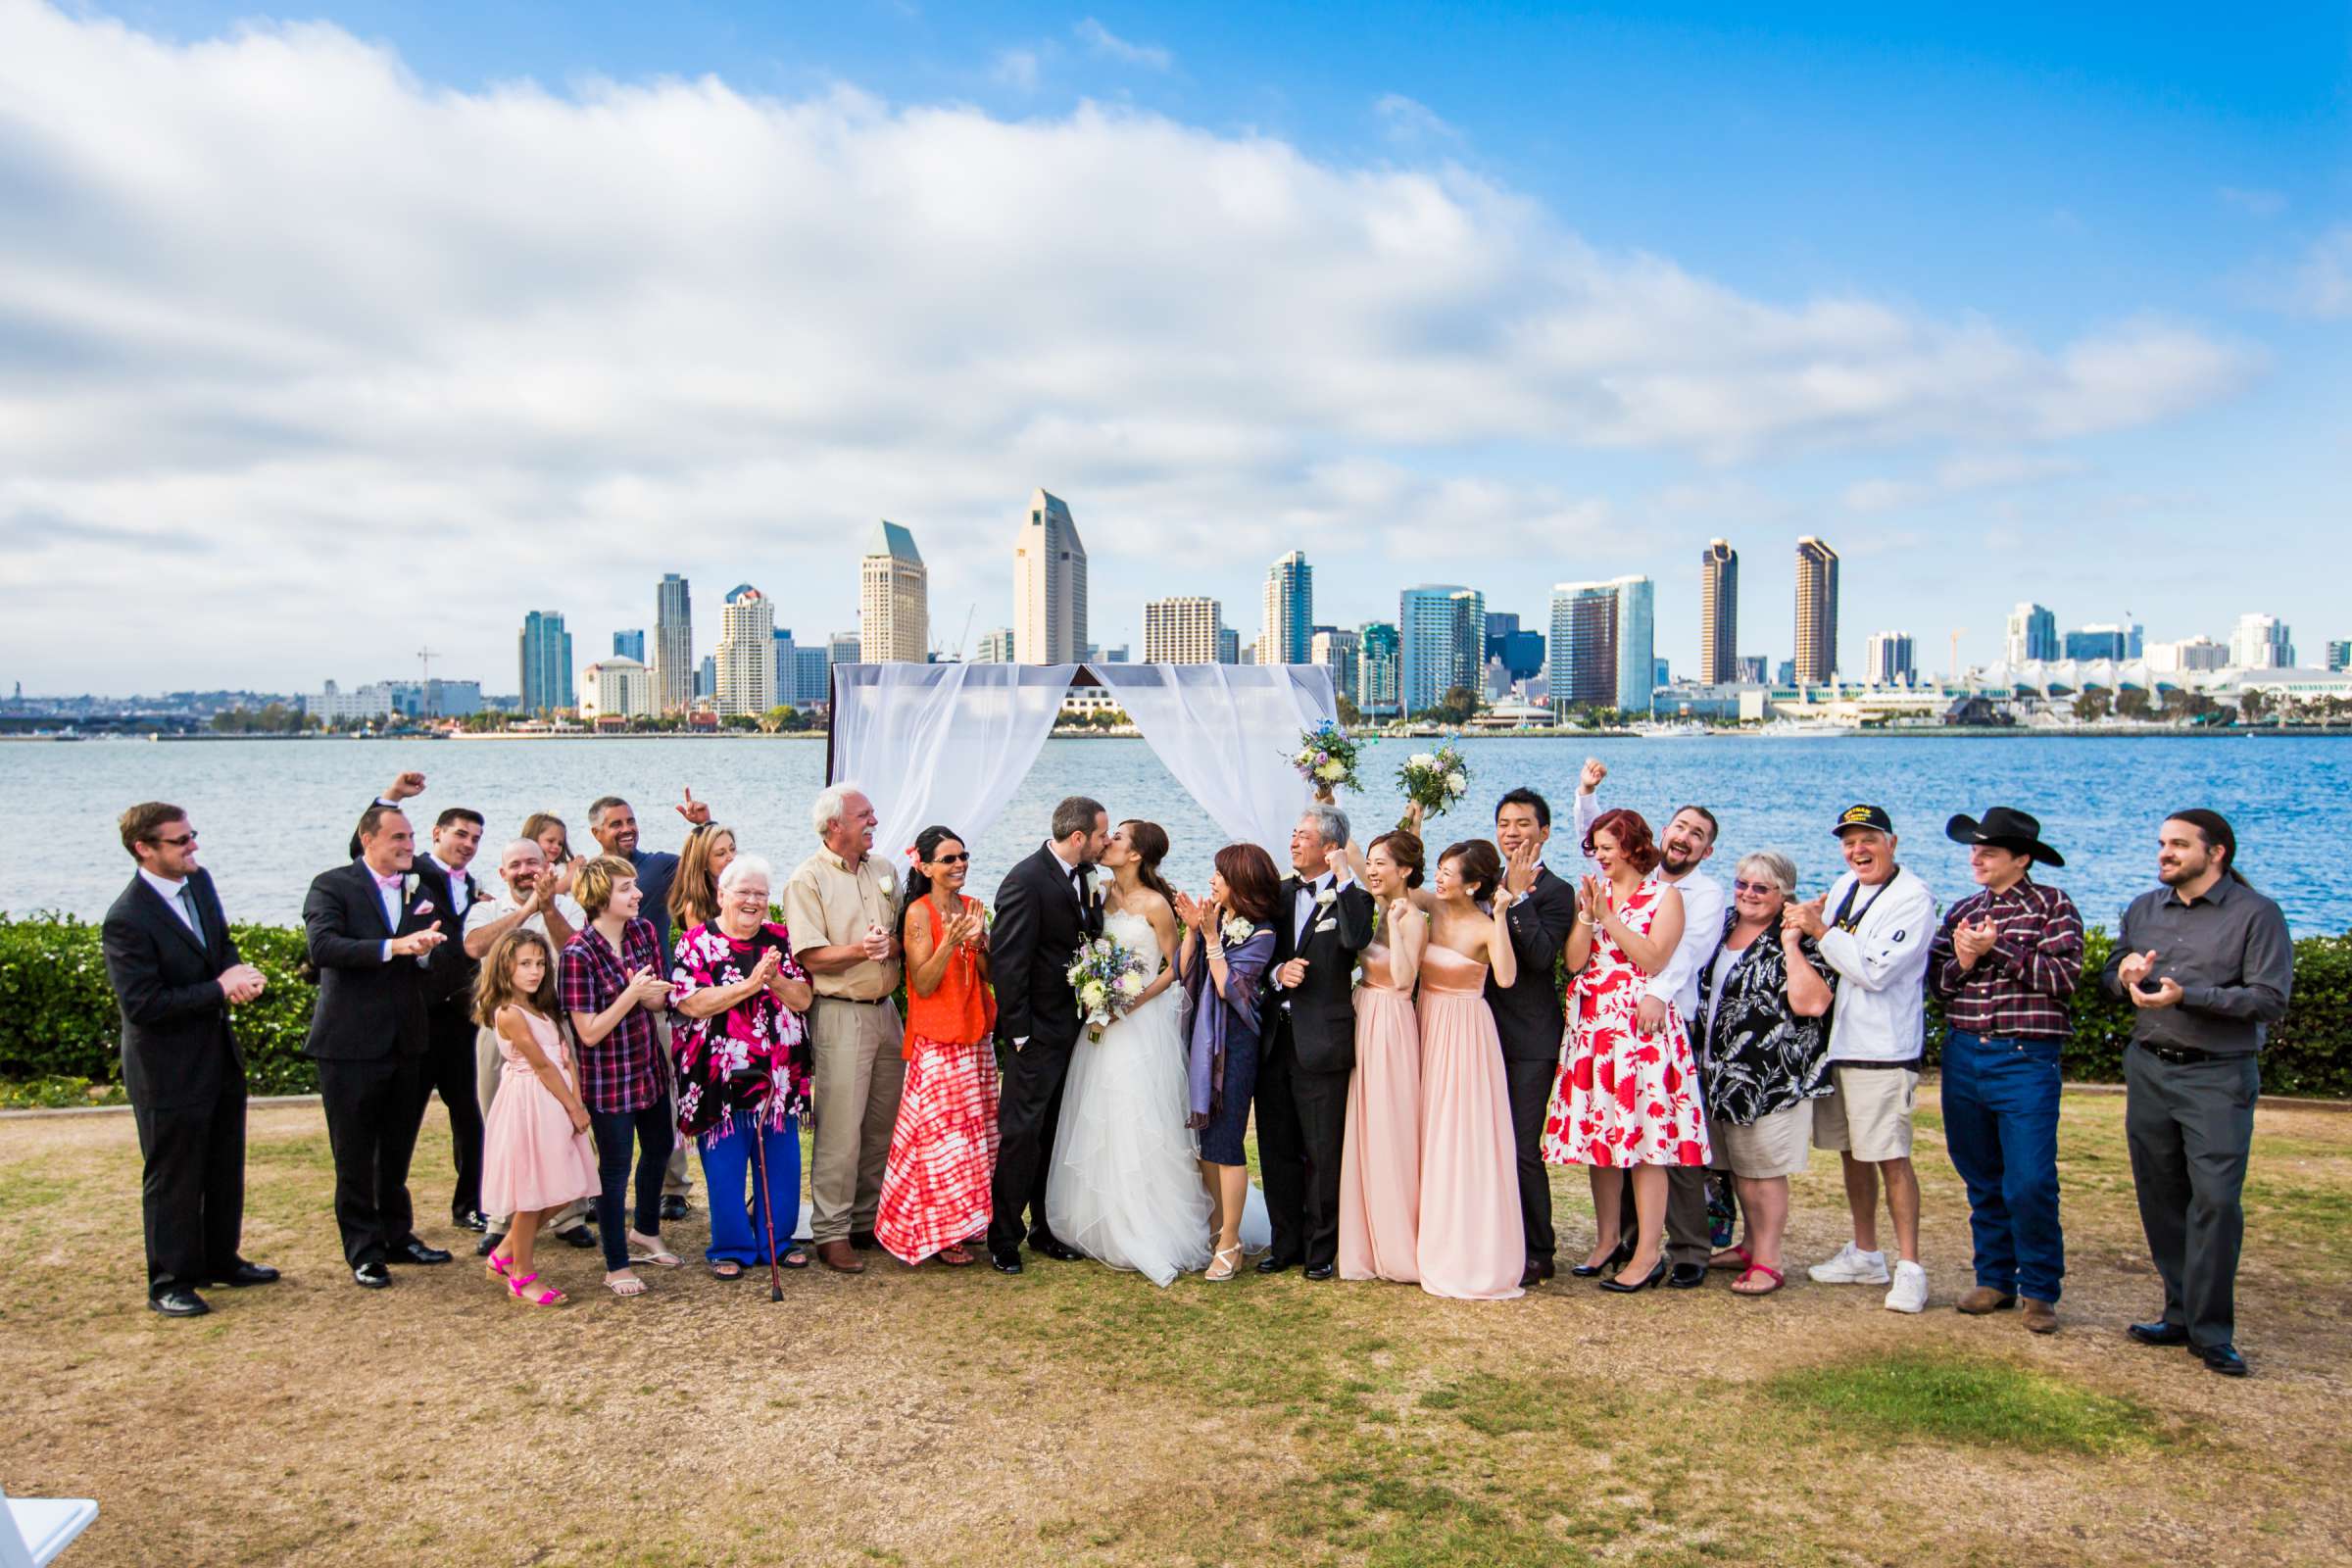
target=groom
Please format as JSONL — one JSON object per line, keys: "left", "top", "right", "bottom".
{"left": 1259, "top": 804, "right": 1376, "bottom": 1279}
{"left": 987, "top": 795, "right": 1109, "bottom": 1274}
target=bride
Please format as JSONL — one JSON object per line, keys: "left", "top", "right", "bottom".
{"left": 1045, "top": 819, "right": 1215, "bottom": 1285}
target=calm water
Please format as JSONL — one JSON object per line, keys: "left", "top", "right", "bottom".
{"left": 5, "top": 734, "right": 2346, "bottom": 935}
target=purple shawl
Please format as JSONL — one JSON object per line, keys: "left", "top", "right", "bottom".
{"left": 1183, "top": 925, "right": 1275, "bottom": 1122}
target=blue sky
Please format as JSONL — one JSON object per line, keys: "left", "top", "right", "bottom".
{"left": 5, "top": 1, "right": 2347, "bottom": 690}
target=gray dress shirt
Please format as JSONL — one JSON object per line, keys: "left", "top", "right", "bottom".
{"left": 2100, "top": 875, "right": 2293, "bottom": 1055}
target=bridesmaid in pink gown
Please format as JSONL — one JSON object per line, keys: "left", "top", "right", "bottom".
{"left": 1414, "top": 840, "right": 1527, "bottom": 1301}
{"left": 1338, "top": 831, "right": 1430, "bottom": 1283}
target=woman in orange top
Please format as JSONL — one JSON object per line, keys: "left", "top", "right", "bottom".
{"left": 875, "top": 825, "right": 1000, "bottom": 1267}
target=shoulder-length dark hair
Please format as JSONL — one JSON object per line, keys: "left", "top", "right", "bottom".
{"left": 1439, "top": 839, "right": 1503, "bottom": 904}
{"left": 474, "top": 927, "right": 561, "bottom": 1028}
{"left": 1585, "top": 808, "right": 1660, "bottom": 876}
{"left": 1213, "top": 843, "right": 1281, "bottom": 924}
{"left": 903, "top": 824, "right": 966, "bottom": 906}
{"left": 1121, "top": 820, "right": 1180, "bottom": 909}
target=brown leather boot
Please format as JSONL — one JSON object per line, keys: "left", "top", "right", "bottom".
{"left": 1955, "top": 1286, "right": 2016, "bottom": 1315}
{"left": 815, "top": 1239, "right": 866, "bottom": 1274}
{"left": 2021, "top": 1297, "right": 2058, "bottom": 1334}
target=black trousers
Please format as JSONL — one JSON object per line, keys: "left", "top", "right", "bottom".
{"left": 1256, "top": 1016, "right": 1351, "bottom": 1268}
{"left": 316, "top": 1054, "right": 427, "bottom": 1268}
{"left": 131, "top": 1068, "right": 247, "bottom": 1293}
{"left": 1617, "top": 1165, "right": 1713, "bottom": 1266}
{"left": 989, "top": 1032, "right": 1076, "bottom": 1255}
{"left": 1501, "top": 1054, "right": 1558, "bottom": 1268}
{"left": 2125, "top": 1046, "right": 2259, "bottom": 1349}
{"left": 422, "top": 1004, "right": 485, "bottom": 1219}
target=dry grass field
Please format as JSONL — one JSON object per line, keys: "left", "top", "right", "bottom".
{"left": 3, "top": 1086, "right": 2349, "bottom": 1567}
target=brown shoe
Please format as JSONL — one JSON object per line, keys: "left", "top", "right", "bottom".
{"left": 1955, "top": 1286, "right": 2016, "bottom": 1315}
{"left": 815, "top": 1240, "right": 865, "bottom": 1274}
{"left": 2021, "top": 1297, "right": 2058, "bottom": 1334}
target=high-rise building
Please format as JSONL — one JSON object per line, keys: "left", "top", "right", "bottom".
{"left": 2328, "top": 640, "right": 2351, "bottom": 673}
{"left": 974, "top": 627, "right": 1015, "bottom": 664}
{"left": 793, "top": 646, "right": 830, "bottom": 705}
{"left": 1776, "top": 658, "right": 1796, "bottom": 687}
{"left": 1256, "top": 551, "right": 1313, "bottom": 667}
{"left": 828, "top": 632, "right": 861, "bottom": 666}
{"left": 1398, "top": 585, "right": 1486, "bottom": 715}
{"left": 1793, "top": 537, "right": 1839, "bottom": 684}
{"left": 2063, "top": 624, "right": 2132, "bottom": 662}
{"left": 1735, "top": 656, "right": 1767, "bottom": 684}
{"left": 696, "top": 655, "right": 716, "bottom": 701}
{"left": 772, "top": 628, "right": 796, "bottom": 698}
{"left": 2005, "top": 603, "right": 2059, "bottom": 665}
{"left": 580, "top": 657, "right": 652, "bottom": 722}
{"left": 1481, "top": 612, "right": 1545, "bottom": 683}
{"left": 1357, "top": 622, "right": 1400, "bottom": 716}
{"left": 1546, "top": 576, "right": 1654, "bottom": 714}
{"left": 1699, "top": 539, "right": 1739, "bottom": 685}
{"left": 1013, "top": 488, "right": 1088, "bottom": 663}
{"left": 1865, "top": 630, "right": 1916, "bottom": 686}
{"left": 2230, "top": 612, "right": 2293, "bottom": 669}
{"left": 859, "top": 520, "right": 929, "bottom": 662}
{"left": 1309, "top": 625, "right": 1359, "bottom": 700}
{"left": 2147, "top": 636, "right": 2229, "bottom": 673}
{"left": 1217, "top": 625, "right": 1241, "bottom": 665}
{"left": 612, "top": 628, "right": 646, "bottom": 662}
{"left": 714, "top": 585, "right": 775, "bottom": 717}
{"left": 654, "top": 573, "right": 693, "bottom": 713}
{"left": 1144, "top": 597, "right": 1223, "bottom": 663}
{"left": 517, "top": 610, "right": 573, "bottom": 713}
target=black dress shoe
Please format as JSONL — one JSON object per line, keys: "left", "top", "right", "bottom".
{"left": 352, "top": 1261, "right": 392, "bottom": 1289}
{"left": 477, "top": 1232, "right": 507, "bottom": 1257}
{"left": 1598, "top": 1258, "right": 1668, "bottom": 1295}
{"left": 850, "top": 1230, "right": 880, "bottom": 1251}
{"left": 990, "top": 1250, "right": 1024, "bottom": 1275}
{"left": 2128, "top": 1320, "right": 2191, "bottom": 1347}
{"left": 388, "top": 1239, "right": 453, "bottom": 1265}
{"left": 2196, "top": 1343, "right": 2249, "bottom": 1377}
{"left": 1666, "top": 1262, "right": 1709, "bottom": 1291}
{"left": 1520, "top": 1261, "right": 1546, "bottom": 1289}
{"left": 149, "top": 1287, "right": 211, "bottom": 1317}
{"left": 1570, "top": 1239, "right": 1636, "bottom": 1279}
{"left": 1536, "top": 1257, "right": 1557, "bottom": 1281}
{"left": 453, "top": 1209, "right": 489, "bottom": 1234}
{"left": 557, "top": 1226, "right": 600, "bottom": 1250}
{"left": 1029, "top": 1234, "right": 1082, "bottom": 1262}
{"left": 661, "top": 1196, "right": 689, "bottom": 1221}
{"left": 208, "top": 1260, "right": 280, "bottom": 1288}
{"left": 1303, "top": 1262, "right": 1337, "bottom": 1281}
{"left": 1254, "top": 1253, "right": 1298, "bottom": 1276}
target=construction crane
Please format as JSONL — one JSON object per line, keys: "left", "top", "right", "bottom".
{"left": 416, "top": 646, "right": 439, "bottom": 684}
{"left": 950, "top": 604, "right": 976, "bottom": 662}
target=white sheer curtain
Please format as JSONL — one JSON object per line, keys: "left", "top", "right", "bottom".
{"left": 1089, "top": 662, "right": 1338, "bottom": 860}
{"left": 828, "top": 662, "right": 1079, "bottom": 862}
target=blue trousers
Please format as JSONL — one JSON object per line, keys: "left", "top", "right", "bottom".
{"left": 1941, "top": 1030, "right": 2065, "bottom": 1302}
{"left": 698, "top": 1115, "right": 801, "bottom": 1265}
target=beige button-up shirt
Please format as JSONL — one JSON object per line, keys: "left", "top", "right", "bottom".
{"left": 783, "top": 846, "right": 905, "bottom": 1001}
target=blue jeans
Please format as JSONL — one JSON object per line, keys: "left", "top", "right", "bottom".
{"left": 698, "top": 1115, "right": 801, "bottom": 1265}
{"left": 589, "top": 1102, "right": 675, "bottom": 1274}
{"left": 1941, "top": 1030, "right": 2064, "bottom": 1302}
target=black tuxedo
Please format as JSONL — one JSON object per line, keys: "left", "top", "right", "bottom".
{"left": 987, "top": 844, "right": 1102, "bottom": 1255}
{"left": 101, "top": 869, "right": 248, "bottom": 1293}
{"left": 302, "top": 859, "right": 445, "bottom": 1266}
{"left": 410, "top": 856, "right": 488, "bottom": 1221}
{"left": 1258, "top": 872, "right": 1375, "bottom": 1269}
{"left": 1486, "top": 863, "right": 1579, "bottom": 1268}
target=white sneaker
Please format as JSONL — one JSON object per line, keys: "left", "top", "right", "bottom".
{"left": 1807, "top": 1242, "right": 1890, "bottom": 1285}
{"left": 1884, "top": 1259, "right": 1930, "bottom": 1314}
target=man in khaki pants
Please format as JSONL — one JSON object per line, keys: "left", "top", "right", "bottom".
{"left": 784, "top": 782, "right": 906, "bottom": 1274}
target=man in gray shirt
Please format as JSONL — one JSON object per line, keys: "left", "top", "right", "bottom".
{"left": 2101, "top": 808, "right": 2292, "bottom": 1378}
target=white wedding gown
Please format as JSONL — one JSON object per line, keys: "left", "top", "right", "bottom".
{"left": 1046, "top": 907, "right": 1269, "bottom": 1285}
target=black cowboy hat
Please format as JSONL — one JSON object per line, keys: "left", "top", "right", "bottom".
{"left": 1945, "top": 807, "right": 2065, "bottom": 867}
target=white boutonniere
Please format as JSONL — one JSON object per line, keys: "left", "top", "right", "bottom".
{"left": 402, "top": 873, "right": 420, "bottom": 900}
{"left": 1220, "top": 914, "right": 1253, "bottom": 946}
{"left": 1314, "top": 887, "right": 1339, "bottom": 910}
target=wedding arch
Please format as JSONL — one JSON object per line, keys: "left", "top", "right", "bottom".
{"left": 824, "top": 662, "right": 1340, "bottom": 866}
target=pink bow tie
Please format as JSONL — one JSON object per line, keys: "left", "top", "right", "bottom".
{"left": 375, "top": 873, "right": 402, "bottom": 891}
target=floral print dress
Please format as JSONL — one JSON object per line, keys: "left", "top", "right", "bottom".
{"left": 668, "top": 919, "right": 813, "bottom": 1147}
{"left": 1542, "top": 879, "right": 1710, "bottom": 1168}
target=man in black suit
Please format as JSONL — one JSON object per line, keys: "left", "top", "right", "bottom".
{"left": 304, "top": 802, "right": 454, "bottom": 1287}
{"left": 1489, "top": 788, "right": 1580, "bottom": 1289}
{"left": 986, "top": 795, "right": 1108, "bottom": 1273}
{"left": 101, "top": 803, "right": 279, "bottom": 1317}
{"left": 1257, "top": 805, "right": 1376, "bottom": 1279}
{"left": 409, "top": 807, "right": 489, "bottom": 1231}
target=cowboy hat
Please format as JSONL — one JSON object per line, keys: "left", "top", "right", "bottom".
{"left": 1945, "top": 807, "right": 2065, "bottom": 867}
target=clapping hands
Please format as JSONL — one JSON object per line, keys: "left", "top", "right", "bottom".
{"left": 219, "top": 963, "right": 268, "bottom": 1004}
{"left": 388, "top": 923, "right": 445, "bottom": 957}
{"left": 625, "top": 964, "right": 672, "bottom": 1008}
{"left": 1952, "top": 915, "right": 2000, "bottom": 967}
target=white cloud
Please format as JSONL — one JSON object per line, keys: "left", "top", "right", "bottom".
{"left": 1374, "top": 93, "right": 1462, "bottom": 146}
{"left": 0, "top": 3, "right": 2264, "bottom": 690}
{"left": 2218, "top": 186, "right": 2286, "bottom": 219}
{"left": 990, "top": 47, "right": 1041, "bottom": 93}
{"left": 1073, "top": 18, "right": 1171, "bottom": 72}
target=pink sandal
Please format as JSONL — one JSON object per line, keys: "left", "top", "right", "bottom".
{"left": 485, "top": 1253, "right": 514, "bottom": 1281}
{"left": 506, "top": 1272, "right": 565, "bottom": 1306}
{"left": 1709, "top": 1244, "right": 1753, "bottom": 1273}
{"left": 1732, "top": 1262, "right": 1784, "bottom": 1297}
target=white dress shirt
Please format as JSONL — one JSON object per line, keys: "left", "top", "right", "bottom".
{"left": 1573, "top": 789, "right": 1725, "bottom": 1018}
{"left": 138, "top": 867, "right": 200, "bottom": 934}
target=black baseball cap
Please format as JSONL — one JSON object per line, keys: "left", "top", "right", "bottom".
{"left": 1832, "top": 804, "right": 1894, "bottom": 837}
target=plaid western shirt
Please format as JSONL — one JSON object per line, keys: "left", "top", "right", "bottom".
{"left": 1928, "top": 876, "right": 2084, "bottom": 1041}
{"left": 559, "top": 917, "right": 667, "bottom": 1114}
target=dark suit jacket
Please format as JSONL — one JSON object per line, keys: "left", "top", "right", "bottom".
{"left": 1270, "top": 875, "right": 1376, "bottom": 1074}
{"left": 1487, "top": 865, "right": 1579, "bottom": 1061}
{"left": 101, "top": 870, "right": 243, "bottom": 1110}
{"left": 409, "top": 857, "right": 483, "bottom": 1012}
{"left": 302, "top": 860, "right": 440, "bottom": 1061}
{"left": 991, "top": 845, "right": 1101, "bottom": 1048}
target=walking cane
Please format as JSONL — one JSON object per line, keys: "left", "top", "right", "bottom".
{"left": 750, "top": 1109, "right": 785, "bottom": 1302}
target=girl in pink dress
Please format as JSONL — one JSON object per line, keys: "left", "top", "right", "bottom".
{"left": 1542, "top": 808, "right": 1708, "bottom": 1293}
{"left": 477, "top": 928, "right": 601, "bottom": 1306}
{"left": 1338, "top": 830, "right": 1428, "bottom": 1284}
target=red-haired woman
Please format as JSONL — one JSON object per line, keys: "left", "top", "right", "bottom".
{"left": 1541, "top": 808, "right": 1709, "bottom": 1294}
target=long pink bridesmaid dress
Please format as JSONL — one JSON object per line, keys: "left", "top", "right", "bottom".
{"left": 1338, "top": 935, "right": 1420, "bottom": 1282}
{"left": 1413, "top": 944, "right": 1525, "bottom": 1300}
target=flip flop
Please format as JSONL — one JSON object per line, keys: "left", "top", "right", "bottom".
{"left": 605, "top": 1272, "right": 648, "bottom": 1298}
{"left": 1709, "top": 1244, "right": 1753, "bottom": 1272}
{"left": 628, "top": 1234, "right": 683, "bottom": 1268}
{"left": 1732, "top": 1263, "right": 1785, "bottom": 1297}
{"left": 710, "top": 1260, "right": 745, "bottom": 1280}
{"left": 937, "top": 1244, "right": 975, "bottom": 1267}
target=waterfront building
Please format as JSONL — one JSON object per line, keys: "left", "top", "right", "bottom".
{"left": 860, "top": 520, "right": 929, "bottom": 662}
{"left": 974, "top": 627, "right": 1015, "bottom": 664}
{"left": 1013, "top": 488, "right": 1088, "bottom": 664}
{"left": 1257, "top": 551, "right": 1313, "bottom": 667}
{"left": 654, "top": 573, "right": 693, "bottom": 714}
{"left": 715, "top": 585, "right": 775, "bottom": 718}
{"left": 793, "top": 646, "right": 830, "bottom": 705}
{"left": 304, "top": 679, "right": 397, "bottom": 724}
{"left": 612, "top": 628, "right": 645, "bottom": 662}
{"left": 1091, "top": 644, "right": 1130, "bottom": 663}
{"left": 2328, "top": 640, "right": 2351, "bottom": 673}
{"left": 829, "top": 632, "right": 861, "bottom": 665}
{"left": 696, "top": 655, "right": 716, "bottom": 701}
{"left": 2064, "top": 623, "right": 2139, "bottom": 662}
{"left": 1654, "top": 657, "right": 1671, "bottom": 687}
{"left": 1310, "top": 625, "right": 1359, "bottom": 700}
{"left": 2146, "top": 636, "right": 2229, "bottom": 673}
{"left": 1735, "top": 655, "right": 1767, "bottom": 684}
{"left": 1144, "top": 597, "right": 1223, "bottom": 663}
{"left": 1358, "top": 622, "right": 1400, "bottom": 717}
{"left": 1217, "top": 625, "right": 1241, "bottom": 665}
{"left": 2005, "top": 603, "right": 2059, "bottom": 665}
{"left": 1699, "top": 539, "right": 1740, "bottom": 685}
{"left": 1793, "top": 537, "right": 1839, "bottom": 684}
{"left": 1398, "top": 585, "right": 1486, "bottom": 716}
{"left": 2230, "top": 612, "right": 2294, "bottom": 670}
{"left": 580, "top": 657, "right": 652, "bottom": 722}
{"left": 773, "top": 628, "right": 795, "bottom": 697}
{"left": 1483, "top": 613, "right": 1546, "bottom": 683}
{"left": 1546, "top": 576, "right": 1654, "bottom": 715}
{"left": 1865, "top": 630, "right": 1916, "bottom": 686}
{"left": 1777, "top": 658, "right": 1797, "bottom": 686}
{"left": 518, "top": 611, "right": 574, "bottom": 714}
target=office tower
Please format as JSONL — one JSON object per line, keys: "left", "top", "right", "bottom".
{"left": 1699, "top": 538, "right": 1739, "bottom": 684}
{"left": 974, "top": 627, "right": 1015, "bottom": 664}
{"left": 2146, "top": 636, "right": 2229, "bottom": 673}
{"left": 1012, "top": 488, "right": 1088, "bottom": 663}
{"left": 1793, "top": 537, "right": 1839, "bottom": 684}
{"left": 1865, "top": 630, "right": 1916, "bottom": 686}
{"left": 1484, "top": 612, "right": 1519, "bottom": 654}
{"left": 696, "top": 655, "right": 716, "bottom": 700}
{"left": 1397, "top": 585, "right": 1486, "bottom": 715}
{"left": 1776, "top": 658, "right": 1796, "bottom": 686}
{"left": 2328, "top": 640, "right": 2350, "bottom": 673}
{"left": 517, "top": 610, "right": 573, "bottom": 713}
{"left": 1144, "top": 597, "right": 1223, "bottom": 663}
{"left": 654, "top": 573, "right": 692, "bottom": 713}
{"left": 1257, "top": 551, "right": 1314, "bottom": 667}
{"left": 859, "top": 520, "right": 929, "bottom": 662}
{"left": 612, "top": 628, "right": 645, "bottom": 662}
{"left": 2230, "top": 613, "right": 2293, "bottom": 669}
{"left": 1357, "top": 622, "right": 1400, "bottom": 716}
{"left": 1481, "top": 613, "right": 1544, "bottom": 683}
{"left": 2063, "top": 624, "right": 2132, "bottom": 662}
{"left": 580, "top": 658, "right": 652, "bottom": 721}
{"left": 772, "top": 628, "right": 796, "bottom": 697}
{"left": 713, "top": 585, "right": 775, "bottom": 717}
{"left": 1546, "top": 576, "right": 1655, "bottom": 713}
{"left": 2005, "top": 603, "right": 2059, "bottom": 664}
{"left": 1094, "top": 644, "right": 1129, "bottom": 662}
{"left": 793, "top": 646, "right": 830, "bottom": 704}
{"left": 1217, "top": 625, "right": 1240, "bottom": 664}
{"left": 1734, "top": 656, "right": 1766, "bottom": 684}
{"left": 1310, "top": 625, "right": 1359, "bottom": 700}
{"left": 828, "top": 632, "right": 861, "bottom": 665}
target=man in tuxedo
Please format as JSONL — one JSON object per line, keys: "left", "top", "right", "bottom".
{"left": 411, "top": 807, "right": 490, "bottom": 1232}
{"left": 1258, "top": 805, "right": 1376, "bottom": 1279}
{"left": 986, "top": 795, "right": 1108, "bottom": 1273}
{"left": 1490, "top": 787, "right": 1581, "bottom": 1289}
{"left": 101, "top": 803, "right": 278, "bottom": 1318}
{"left": 303, "top": 802, "right": 454, "bottom": 1287}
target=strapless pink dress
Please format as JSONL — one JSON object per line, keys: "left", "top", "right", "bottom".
{"left": 1413, "top": 945, "right": 1525, "bottom": 1300}
{"left": 1339, "top": 939, "right": 1420, "bottom": 1283}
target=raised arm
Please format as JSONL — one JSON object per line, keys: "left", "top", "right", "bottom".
{"left": 1487, "top": 889, "right": 1520, "bottom": 989}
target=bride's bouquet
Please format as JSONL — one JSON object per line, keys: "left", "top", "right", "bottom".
{"left": 1287, "top": 719, "right": 1362, "bottom": 802}
{"left": 1067, "top": 934, "right": 1151, "bottom": 1043}
{"left": 1396, "top": 738, "right": 1472, "bottom": 828}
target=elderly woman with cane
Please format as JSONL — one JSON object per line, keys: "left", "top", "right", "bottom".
{"left": 669, "top": 855, "right": 815, "bottom": 1281}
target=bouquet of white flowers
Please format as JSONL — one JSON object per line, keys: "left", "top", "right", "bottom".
{"left": 1066, "top": 934, "right": 1151, "bottom": 1044}
{"left": 1288, "top": 719, "right": 1363, "bottom": 803}
{"left": 1396, "top": 739, "right": 1472, "bottom": 829}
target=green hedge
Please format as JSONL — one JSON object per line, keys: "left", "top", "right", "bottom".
{"left": 5, "top": 914, "right": 2349, "bottom": 1101}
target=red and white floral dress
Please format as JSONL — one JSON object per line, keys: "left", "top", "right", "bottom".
{"left": 1542, "top": 878, "right": 1710, "bottom": 1168}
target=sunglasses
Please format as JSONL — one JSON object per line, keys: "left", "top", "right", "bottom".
{"left": 932, "top": 852, "right": 971, "bottom": 865}
{"left": 1732, "top": 879, "right": 1783, "bottom": 896}
{"left": 152, "top": 830, "right": 199, "bottom": 848}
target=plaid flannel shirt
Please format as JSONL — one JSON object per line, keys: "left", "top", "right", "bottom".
{"left": 1928, "top": 876, "right": 2084, "bottom": 1041}
{"left": 559, "top": 916, "right": 667, "bottom": 1113}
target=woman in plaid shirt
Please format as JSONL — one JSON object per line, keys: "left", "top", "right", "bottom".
{"left": 1929, "top": 808, "right": 2083, "bottom": 1335}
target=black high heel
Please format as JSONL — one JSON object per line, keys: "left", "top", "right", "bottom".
{"left": 1598, "top": 1257, "right": 1668, "bottom": 1294}
{"left": 1570, "top": 1237, "right": 1636, "bottom": 1279}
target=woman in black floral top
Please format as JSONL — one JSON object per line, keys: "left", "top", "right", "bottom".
{"left": 1692, "top": 850, "right": 1837, "bottom": 1296}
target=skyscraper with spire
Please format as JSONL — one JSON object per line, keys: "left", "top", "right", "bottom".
{"left": 1012, "top": 489, "right": 1087, "bottom": 663}
{"left": 859, "top": 521, "right": 929, "bottom": 662}
{"left": 1793, "top": 537, "right": 1839, "bottom": 685}
{"left": 1698, "top": 539, "right": 1738, "bottom": 685}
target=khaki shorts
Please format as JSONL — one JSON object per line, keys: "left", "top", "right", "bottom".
{"left": 1710, "top": 1102, "right": 1815, "bottom": 1179}
{"left": 1812, "top": 1065, "right": 1918, "bottom": 1162}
